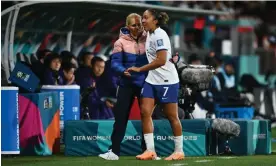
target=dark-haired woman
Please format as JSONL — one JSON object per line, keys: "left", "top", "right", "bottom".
{"left": 43, "top": 53, "right": 64, "bottom": 85}
{"left": 127, "top": 9, "right": 184, "bottom": 161}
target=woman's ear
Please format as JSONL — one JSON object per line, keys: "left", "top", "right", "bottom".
{"left": 153, "top": 19, "right": 158, "bottom": 25}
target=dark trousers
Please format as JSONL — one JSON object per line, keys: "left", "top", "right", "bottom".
{"left": 110, "top": 85, "right": 146, "bottom": 156}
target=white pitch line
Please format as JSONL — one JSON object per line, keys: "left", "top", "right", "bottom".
{"left": 195, "top": 159, "right": 213, "bottom": 163}
{"left": 169, "top": 164, "right": 188, "bottom": 166}
{"left": 218, "top": 157, "right": 237, "bottom": 159}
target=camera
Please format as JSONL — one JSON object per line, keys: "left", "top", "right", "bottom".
{"left": 175, "top": 62, "right": 215, "bottom": 119}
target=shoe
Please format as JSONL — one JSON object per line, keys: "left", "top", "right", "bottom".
{"left": 136, "top": 150, "right": 159, "bottom": 160}
{"left": 164, "top": 151, "right": 185, "bottom": 161}
{"left": 99, "top": 149, "right": 119, "bottom": 160}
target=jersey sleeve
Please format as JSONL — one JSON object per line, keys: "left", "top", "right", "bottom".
{"left": 155, "top": 31, "right": 169, "bottom": 52}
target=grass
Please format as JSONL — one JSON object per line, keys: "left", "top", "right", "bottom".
{"left": 272, "top": 127, "right": 276, "bottom": 152}
{"left": 2, "top": 155, "right": 276, "bottom": 166}
{"left": 272, "top": 127, "right": 276, "bottom": 139}
{"left": 2, "top": 128, "right": 276, "bottom": 166}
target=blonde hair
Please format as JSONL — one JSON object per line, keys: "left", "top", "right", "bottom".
{"left": 126, "top": 13, "right": 141, "bottom": 26}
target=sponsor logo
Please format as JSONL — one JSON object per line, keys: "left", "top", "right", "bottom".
{"left": 72, "top": 135, "right": 198, "bottom": 141}
{"left": 43, "top": 96, "right": 53, "bottom": 109}
{"left": 72, "top": 107, "right": 78, "bottom": 113}
{"left": 73, "top": 135, "right": 141, "bottom": 141}
{"left": 16, "top": 71, "right": 30, "bottom": 82}
{"left": 16, "top": 92, "right": 19, "bottom": 150}
{"left": 60, "top": 92, "right": 64, "bottom": 118}
{"left": 157, "top": 39, "right": 164, "bottom": 47}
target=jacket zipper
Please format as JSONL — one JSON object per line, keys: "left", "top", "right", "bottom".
{"left": 136, "top": 39, "right": 140, "bottom": 55}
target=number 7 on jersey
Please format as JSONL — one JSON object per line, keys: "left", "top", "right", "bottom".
{"left": 163, "top": 87, "right": 169, "bottom": 97}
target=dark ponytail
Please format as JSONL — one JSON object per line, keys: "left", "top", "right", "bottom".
{"left": 147, "top": 9, "right": 170, "bottom": 26}
{"left": 158, "top": 12, "right": 169, "bottom": 26}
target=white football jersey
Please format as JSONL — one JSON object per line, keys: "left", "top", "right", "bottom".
{"left": 145, "top": 27, "right": 179, "bottom": 85}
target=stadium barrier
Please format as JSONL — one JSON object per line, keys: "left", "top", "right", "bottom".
{"left": 64, "top": 119, "right": 271, "bottom": 156}
{"left": 18, "top": 92, "right": 60, "bottom": 155}
{"left": 41, "top": 85, "right": 80, "bottom": 143}
{"left": 1, "top": 86, "right": 20, "bottom": 154}
{"left": 1, "top": 86, "right": 271, "bottom": 156}
{"left": 64, "top": 120, "right": 210, "bottom": 157}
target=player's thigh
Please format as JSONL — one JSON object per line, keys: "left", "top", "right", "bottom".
{"left": 140, "top": 98, "right": 155, "bottom": 117}
{"left": 140, "top": 82, "right": 156, "bottom": 117}
{"left": 163, "top": 103, "right": 179, "bottom": 121}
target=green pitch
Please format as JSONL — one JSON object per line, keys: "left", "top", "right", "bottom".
{"left": 2, "top": 128, "right": 276, "bottom": 166}
{"left": 2, "top": 155, "right": 276, "bottom": 166}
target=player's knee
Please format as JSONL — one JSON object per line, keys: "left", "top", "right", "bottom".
{"left": 167, "top": 115, "right": 179, "bottom": 124}
{"left": 140, "top": 106, "right": 152, "bottom": 118}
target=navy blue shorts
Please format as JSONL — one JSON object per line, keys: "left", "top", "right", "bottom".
{"left": 141, "top": 82, "right": 179, "bottom": 103}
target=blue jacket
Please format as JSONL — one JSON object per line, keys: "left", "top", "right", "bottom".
{"left": 111, "top": 28, "right": 148, "bottom": 88}
{"left": 75, "top": 66, "right": 92, "bottom": 92}
{"left": 42, "top": 68, "right": 64, "bottom": 85}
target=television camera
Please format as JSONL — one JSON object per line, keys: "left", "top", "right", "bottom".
{"left": 174, "top": 60, "right": 216, "bottom": 119}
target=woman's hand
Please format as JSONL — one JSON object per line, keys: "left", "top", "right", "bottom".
{"left": 170, "top": 52, "right": 180, "bottom": 64}
{"left": 91, "top": 81, "right": 96, "bottom": 88}
{"left": 105, "top": 100, "right": 114, "bottom": 108}
{"left": 126, "top": 67, "right": 141, "bottom": 73}
{"left": 123, "top": 71, "right": 131, "bottom": 77}
{"left": 67, "top": 75, "right": 75, "bottom": 85}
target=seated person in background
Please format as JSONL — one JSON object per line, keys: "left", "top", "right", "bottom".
{"left": 100, "top": 58, "right": 119, "bottom": 100}
{"left": 188, "top": 53, "right": 202, "bottom": 65}
{"left": 211, "top": 59, "right": 239, "bottom": 103}
{"left": 62, "top": 62, "right": 77, "bottom": 85}
{"left": 216, "top": 60, "right": 236, "bottom": 91}
{"left": 60, "top": 50, "right": 79, "bottom": 68}
{"left": 77, "top": 56, "right": 114, "bottom": 119}
{"left": 43, "top": 53, "right": 64, "bottom": 85}
{"left": 31, "top": 49, "right": 52, "bottom": 82}
{"left": 75, "top": 52, "right": 94, "bottom": 84}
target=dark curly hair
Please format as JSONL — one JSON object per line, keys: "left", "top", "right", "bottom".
{"left": 147, "top": 9, "right": 169, "bottom": 26}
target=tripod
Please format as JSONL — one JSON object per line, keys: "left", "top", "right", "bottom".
{"left": 178, "top": 86, "right": 197, "bottom": 119}
{"left": 80, "top": 86, "right": 95, "bottom": 120}
{"left": 215, "top": 132, "right": 236, "bottom": 155}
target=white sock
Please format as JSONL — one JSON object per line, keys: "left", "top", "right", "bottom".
{"left": 174, "top": 135, "right": 183, "bottom": 152}
{"left": 144, "top": 133, "right": 155, "bottom": 152}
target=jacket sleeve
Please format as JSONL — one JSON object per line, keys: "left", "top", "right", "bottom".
{"left": 43, "top": 70, "right": 55, "bottom": 85}
{"left": 111, "top": 40, "right": 126, "bottom": 76}
{"left": 88, "top": 90, "right": 104, "bottom": 119}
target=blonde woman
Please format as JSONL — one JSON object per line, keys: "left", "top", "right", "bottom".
{"left": 99, "top": 13, "right": 148, "bottom": 160}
